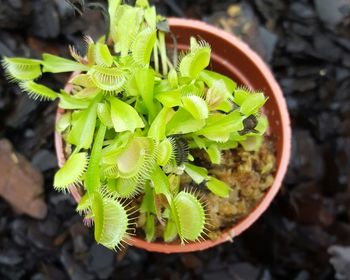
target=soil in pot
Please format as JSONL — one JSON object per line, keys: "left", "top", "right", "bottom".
{"left": 134, "top": 136, "right": 276, "bottom": 242}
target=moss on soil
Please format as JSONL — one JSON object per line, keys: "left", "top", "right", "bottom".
{"left": 136, "top": 136, "right": 276, "bottom": 242}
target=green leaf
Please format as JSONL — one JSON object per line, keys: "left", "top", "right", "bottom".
{"left": 138, "top": 68, "right": 157, "bottom": 121}
{"left": 93, "top": 190, "right": 130, "bottom": 250}
{"left": 59, "top": 90, "right": 90, "bottom": 109}
{"left": 207, "top": 145, "right": 221, "bottom": 164}
{"left": 154, "top": 80, "right": 172, "bottom": 95}
{"left": 42, "top": 53, "right": 89, "bottom": 73}
{"left": 190, "top": 37, "right": 200, "bottom": 50}
{"left": 199, "top": 70, "right": 236, "bottom": 93}
{"left": 53, "top": 152, "right": 88, "bottom": 192}
{"left": 233, "top": 87, "right": 259, "bottom": 107}
{"left": 198, "top": 111, "right": 245, "bottom": 141}
{"left": 101, "top": 132, "right": 132, "bottom": 165}
{"left": 124, "top": 76, "right": 138, "bottom": 97}
{"left": 136, "top": 0, "right": 150, "bottom": 8}
{"left": 168, "top": 174, "right": 180, "bottom": 194}
{"left": 108, "top": 0, "right": 122, "bottom": 40}
{"left": 239, "top": 135, "right": 263, "bottom": 152}
{"left": 95, "top": 43, "right": 114, "bottom": 67}
{"left": 19, "top": 81, "right": 58, "bottom": 101}
{"left": 85, "top": 36, "right": 96, "bottom": 66}
{"left": 255, "top": 115, "right": 268, "bottom": 134}
{"left": 166, "top": 108, "right": 206, "bottom": 135}
{"left": 140, "top": 182, "right": 156, "bottom": 213}
{"left": 155, "top": 90, "right": 182, "bottom": 107}
{"left": 206, "top": 79, "right": 232, "bottom": 110}
{"left": 75, "top": 88, "right": 99, "bottom": 99}
{"left": 217, "top": 140, "right": 238, "bottom": 150}
{"left": 179, "top": 38, "right": 211, "bottom": 78}
{"left": 144, "top": 6, "right": 156, "bottom": 28}
{"left": 102, "top": 164, "right": 119, "bottom": 179}
{"left": 85, "top": 123, "right": 106, "bottom": 195}
{"left": 172, "top": 191, "right": 206, "bottom": 242}
{"left": 76, "top": 193, "right": 91, "bottom": 214}
{"left": 115, "top": 137, "right": 156, "bottom": 184}
{"left": 158, "top": 31, "right": 168, "bottom": 75}
{"left": 112, "top": 5, "right": 144, "bottom": 56}
{"left": 2, "top": 57, "right": 42, "bottom": 81}
{"left": 229, "top": 132, "right": 248, "bottom": 142}
{"left": 156, "top": 138, "right": 175, "bottom": 166}
{"left": 181, "top": 95, "right": 208, "bottom": 120}
{"left": 127, "top": 68, "right": 157, "bottom": 121}
{"left": 107, "top": 178, "right": 141, "bottom": 198}
{"left": 150, "top": 165, "right": 172, "bottom": 202}
{"left": 92, "top": 192, "right": 104, "bottom": 242}
{"left": 167, "top": 68, "right": 178, "bottom": 88}
{"left": 180, "top": 81, "right": 205, "bottom": 97}
{"left": 56, "top": 112, "right": 71, "bottom": 133}
{"left": 148, "top": 107, "right": 174, "bottom": 141}
{"left": 131, "top": 28, "right": 157, "bottom": 66}
{"left": 202, "top": 130, "right": 231, "bottom": 143}
{"left": 184, "top": 163, "right": 208, "bottom": 184}
{"left": 164, "top": 219, "right": 178, "bottom": 242}
{"left": 115, "top": 138, "right": 144, "bottom": 176}
{"left": 88, "top": 65, "right": 126, "bottom": 92}
{"left": 109, "top": 97, "right": 144, "bottom": 132}
{"left": 67, "top": 95, "right": 100, "bottom": 150}
{"left": 97, "top": 102, "right": 113, "bottom": 128}
{"left": 191, "top": 135, "right": 207, "bottom": 149}
{"left": 145, "top": 214, "right": 155, "bottom": 242}
{"left": 206, "top": 177, "right": 230, "bottom": 198}
{"left": 240, "top": 92, "right": 266, "bottom": 116}
{"left": 69, "top": 74, "right": 96, "bottom": 88}
{"left": 216, "top": 99, "right": 233, "bottom": 113}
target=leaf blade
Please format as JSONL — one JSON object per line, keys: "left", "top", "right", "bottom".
{"left": 67, "top": 95, "right": 101, "bottom": 150}
{"left": 110, "top": 97, "right": 145, "bottom": 132}
{"left": 42, "top": 53, "right": 89, "bottom": 73}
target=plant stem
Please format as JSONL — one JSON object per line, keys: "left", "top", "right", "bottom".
{"left": 85, "top": 122, "right": 107, "bottom": 196}
{"left": 158, "top": 31, "right": 168, "bottom": 76}
{"left": 153, "top": 40, "right": 159, "bottom": 73}
{"left": 166, "top": 57, "right": 174, "bottom": 70}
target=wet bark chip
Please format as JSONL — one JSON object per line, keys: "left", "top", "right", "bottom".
{"left": 0, "top": 138, "right": 47, "bottom": 219}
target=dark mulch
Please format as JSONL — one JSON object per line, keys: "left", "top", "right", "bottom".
{"left": 0, "top": 0, "right": 349, "bottom": 279}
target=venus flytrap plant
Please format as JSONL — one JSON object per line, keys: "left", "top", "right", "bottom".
{"left": 2, "top": 0, "right": 269, "bottom": 250}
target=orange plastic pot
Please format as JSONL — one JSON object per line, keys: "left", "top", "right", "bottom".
{"left": 55, "top": 18, "right": 291, "bottom": 254}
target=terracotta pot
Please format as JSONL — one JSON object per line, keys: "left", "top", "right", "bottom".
{"left": 55, "top": 18, "right": 291, "bottom": 254}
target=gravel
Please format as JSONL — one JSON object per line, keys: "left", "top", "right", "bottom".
{"left": 0, "top": 0, "right": 349, "bottom": 279}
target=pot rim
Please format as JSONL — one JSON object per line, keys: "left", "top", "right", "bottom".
{"left": 55, "top": 17, "right": 291, "bottom": 254}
